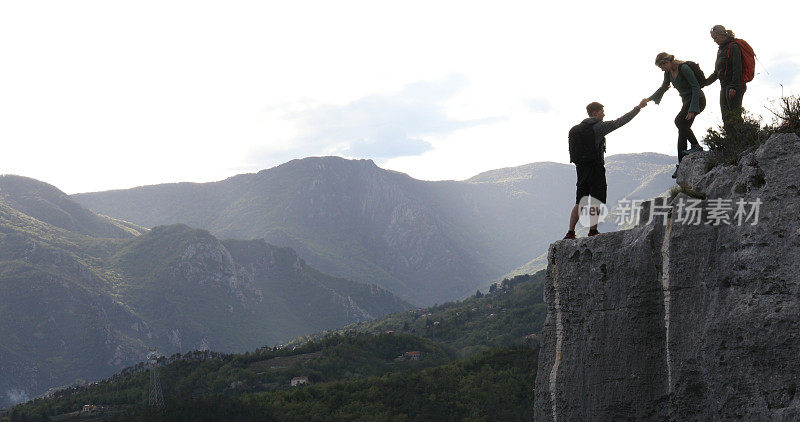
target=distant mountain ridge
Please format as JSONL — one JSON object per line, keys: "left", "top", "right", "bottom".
{"left": 72, "top": 153, "right": 676, "bottom": 304}
{"left": 0, "top": 175, "right": 146, "bottom": 238}
{"left": 0, "top": 176, "right": 409, "bottom": 409}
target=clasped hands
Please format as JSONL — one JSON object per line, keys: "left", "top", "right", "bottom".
{"left": 637, "top": 98, "right": 695, "bottom": 120}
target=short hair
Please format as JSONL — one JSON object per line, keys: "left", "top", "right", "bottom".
{"left": 586, "top": 102, "right": 603, "bottom": 116}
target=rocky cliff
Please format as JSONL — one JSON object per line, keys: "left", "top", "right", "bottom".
{"left": 535, "top": 133, "right": 800, "bottom": 420}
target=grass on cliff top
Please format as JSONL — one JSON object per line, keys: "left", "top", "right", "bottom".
{"left": 702, "top": 94, "right": 800, "bottom": 166}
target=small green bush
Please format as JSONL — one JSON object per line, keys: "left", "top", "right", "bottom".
{"left": 667, "top": 186, "right": 682, "bottom": 201}
{"left": 668, "top": 185, "right": 707, "bottom": 201}
{"left": 702, "top": 94, "right": 800, "bottom": 167}
{"left": 701, "top": 109, "right": 769, "bottom": 166}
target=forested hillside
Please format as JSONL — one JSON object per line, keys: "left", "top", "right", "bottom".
{"left": 3, "top": 271, "right": 545, "bottom": 421}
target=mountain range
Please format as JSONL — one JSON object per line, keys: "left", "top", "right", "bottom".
{"left": 0, "top": 175, "right": 408, "bottom": 409}
{"left": 0, "top": 152, "right": 675, "bottom": 408}
{"left": 72, "top": 153, "right": 676, "bottom": 304}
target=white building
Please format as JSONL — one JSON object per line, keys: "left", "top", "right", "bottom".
{"left": 291, "top": 376, "right": 309, "bottom": 386}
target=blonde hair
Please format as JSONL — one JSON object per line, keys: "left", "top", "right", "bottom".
{"left": 655, "top": 52, "right": 675, "bottom": 66}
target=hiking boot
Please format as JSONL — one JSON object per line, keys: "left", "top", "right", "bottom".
{"left": 563, "top": 231, "right": 576, "bottom": 240}
{"left": 685, "top": 145, "right": 703, "bottom": 155}
{"left": 671, "top": 165, "right": 679, "bottom": 179}
{"left": 588, "top": 229, "right": 601, "bottom": 237}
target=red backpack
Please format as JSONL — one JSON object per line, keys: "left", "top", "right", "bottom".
{"left": 728, "top": 38, "right": 756, "bottom": 83}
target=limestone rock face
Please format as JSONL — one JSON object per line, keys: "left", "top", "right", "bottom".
{"left": 535, "top": 133, "right": 800, "bottom": 420}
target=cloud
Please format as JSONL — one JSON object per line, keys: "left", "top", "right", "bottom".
{"left": 248, "top": 74, "right": 502, "bottom": 166}
{"left": 345, "top": 129, "right": 432, "bottom": 159}
{"left": 765, "top": 60, "right": 800, "bottom": 86}
{"left": 525, "top": 97, "right": 553, "bottom": 113}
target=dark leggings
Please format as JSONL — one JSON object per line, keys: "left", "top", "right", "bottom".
{"left": 675, "top": 94, "right": 706, "bottom": 162}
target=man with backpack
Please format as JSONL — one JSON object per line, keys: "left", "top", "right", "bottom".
{"left": 704, "top": 25, "right": 756, "bottom": 132}
{"left": 563, "top": 99, "right": 648, "bottom": 240}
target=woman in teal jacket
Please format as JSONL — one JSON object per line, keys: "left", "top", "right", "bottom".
{"left": 647, "top": 52, "right": 706, "bottom": 178}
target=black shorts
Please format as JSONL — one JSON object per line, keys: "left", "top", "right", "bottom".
{"left": 575, "top": 161, "right": 607, "bottom": 204}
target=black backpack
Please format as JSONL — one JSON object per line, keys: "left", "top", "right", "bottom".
{"left": 568, "top": 121, "right": 599, "bottom": 164}
{"left": 680, "top": 61, "right": 706, "bottom": 85}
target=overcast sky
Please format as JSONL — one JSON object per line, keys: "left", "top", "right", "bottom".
{"left": 1, "top": 1, "right": 798, "bottom": 194}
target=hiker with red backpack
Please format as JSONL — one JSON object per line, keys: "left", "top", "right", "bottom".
{"left": 704, "top": 25, "right": 756, "bottom": 132}
{"left": 562, "top": 99, "right": 648, "bottom": 240}
{"left": 646, "top": 52, "right": 707, "bottom": 178}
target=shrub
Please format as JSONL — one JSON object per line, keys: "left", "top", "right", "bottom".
{"left": 767, "top": 94, "right": 800, "bottom": 136}
{"left": 702, "top": 94, "right": 800, "bottom": 167}
{"left": 668, "top": 185, "right": 706, "bottom": 201}
{"left": 701, "top": 109, "right": 769, "bottom": 166}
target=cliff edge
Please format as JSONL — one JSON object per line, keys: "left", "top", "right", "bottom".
{"left": 534, "top": 133, "right": 800, "bottom": 420}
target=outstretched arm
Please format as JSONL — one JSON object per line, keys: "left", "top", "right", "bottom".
{"left": 649, "top": 72, "right": 670, "bottom": 105}
{"left": 594, "top": 106, "right": 642, "bottom": 137}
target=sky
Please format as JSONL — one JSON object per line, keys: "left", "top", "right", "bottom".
{"left": 1, "top": 1, "right": 798, "bottom": 194}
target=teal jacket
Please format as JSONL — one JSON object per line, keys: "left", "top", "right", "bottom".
{"left": 649, "top": 63, "right": 704, "bottom": 113}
